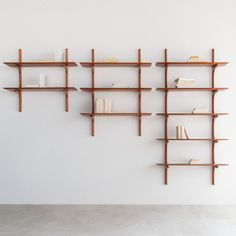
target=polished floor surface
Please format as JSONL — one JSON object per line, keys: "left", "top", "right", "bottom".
{"left": 0, "top": 205, "right": 235, "bottom": 236}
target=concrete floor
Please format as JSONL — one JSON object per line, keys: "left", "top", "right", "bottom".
{"left": 0, "top": 205, "right": 235, "bottom": 236}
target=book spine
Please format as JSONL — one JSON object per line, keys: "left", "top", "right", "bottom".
{"left": 102, "top": 98, "right": 106, "bottom": 113}
{"left": 108, "top": 99, "right": 112, "bottom": 112}
{"left": 96, "top": 99, "right": 100, "bottom": 113}
{"left": 180, "top": 126, "right": 184, "bottom": 139}
{"left": 184, "top": 127, "right": 190, "bottom": 139}
{"left": 176, "top": 126, "right": 180, "bottom": 139}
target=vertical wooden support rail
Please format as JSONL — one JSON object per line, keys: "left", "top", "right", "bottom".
{"left": 138, "top": 49, "right": 142, "bottom": 136}
{"left": 91, "top": 49, "right": 95, "bottom": 136}
{"left": 65, "top": 48, "right": 69, "bottom": 112}
{"left": 164, "top": 49, "right": 168, "bottom": 185}
{"left": 18, "top": 49, "right": 22, "bottom": 112}
{"left": 211, "top": 48, "right": 216, "bottom": 185}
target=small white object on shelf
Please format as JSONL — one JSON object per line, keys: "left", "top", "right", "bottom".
{"left": 174, "top": 78, "right": 195, "bottom": 88}
{"left": 188, "top": 159, "right": 201, "bottom": 164}
{"left": 192, "top": 107, "right": 209, "bottom": 113}
{"left": 25, "top": 84, "right": 39, "bottom": 87}
{"left": 112, "top": 83, "right": 129, "bottom": 88}
{"left": 54, "top": 50, "right": 64, "bottom": 62}
{"left": 187, "top": 56, "right": 206, "bottom": 62}
{"left": 39, "top": 73, "right": 47, "bottom": 87}
{"left": 101, "top": 57, "right": 119, "bottom": 62}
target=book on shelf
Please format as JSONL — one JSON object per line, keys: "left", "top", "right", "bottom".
{"left": 96, "top": 98, "right": 112, "bottom": 113}
{"left": 192, "top": 107, "right": 209, "bottom": 113}
{"left": 188, "top": 159, "right": 201, "bottom": 164}
{"left": 112, "top": 83, "right": 129, "bottom": 88}
{"left": 187, "top": 56, "right": 206, "bottom": 62}
{"left": 25, "top": 84, "right": 40, "bottom": 88}
{"left": 176, "top": 126, "right": 190, "bottom": 139}
{"left": 174, "top": 78, "right": 195, "bottom": 88}
{"left": 101, "top": 57, "right": 119, "bottom": 62}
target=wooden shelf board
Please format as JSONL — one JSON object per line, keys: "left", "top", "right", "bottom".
{"left": 156, "top": 62, "right": 228, "bottom": 67}
{"left": 156, "top": 112, "right": 229, "bottom": 116}
{"left": 157, "top": 163, "right": 228, "bottom": 167}
{"left": 4, "top": 87, "right": 77, "bottom": 92}
{"left": 81, "top": 112, "right": 152, "bottom": 116}
{"left": 80, "top": 62, "right": 152, "bottom": 67}
{"left": 157, "top": 138, "right": 228, "bottom": 141}
{"left": 4, "top": 62, "right": 78, "bottom": 67}
{"left": 156, "top": 87, "right": 228, "bottom": 92}
{"left": 80, "top": 87, "right": 152, "bottom": 92}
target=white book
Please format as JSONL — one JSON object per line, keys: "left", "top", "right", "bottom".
{"left": 176, "top": 84, "right": 195, "bottom": 88}
{"left": 175, "top": 78, "right": 195, "bottom": 83}
{"left": 102, "top": 98, "right": 106, "bottom": 113}
{"left": 192, "top": 108, "right": 209, "bottom": 113}
{"left": 104, "top": 98, "right": 107, "bottom": 113}
{"left": 176, "top": 81, "right": 195, "bottom": 85}
{"left": 188, "top": 159, "right": 201, "bottom": 164}
{"left": 107, "top": 99, "right": 112, "bottom": 112}
{"left": 184, "top": 127, "right": 190, "bottom": 139}
{"left": 25, "top": 84, "right": 39, "bottom": 87}
{"left": 176, "top": 126, "right": 180, "bottom": 139}
{"left": 180, "top": 126, "right": 185, "bottom": 139}
{"left": 96, "top": 99, "right": 101, "bottom": 113}
{"left": 112, "top": 83, "right": 129, "bottom": 88}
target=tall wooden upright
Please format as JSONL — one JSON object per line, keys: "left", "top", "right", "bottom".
{"left": 138, "top": 49, "right": 142, "bottom": 136}
{"left": 164, "top": 49, "right": 168, "bottom": 185}
{"left": 18, "top": 49, "right": 22, "bottom": 112}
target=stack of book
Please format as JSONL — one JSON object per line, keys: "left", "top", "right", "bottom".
{"left": 188, "top": 159, "right": 201, "bottom": 164}
{"left": 192, "top": 107, "right": 208, "bottom": 113}
{"left": 176, "top": 126, "right": 190, "bottom": 139}
{"left": 96, "top": 98, "right": 112, "bottom": 113}
{"left": 187, "top": 56, "right": 205, "bottom": 62}
{"left": 174, "top": 78, "right": 195, "bottom": 88}
{"left": 112, "top": 83, "right": 129, "bottom": 88}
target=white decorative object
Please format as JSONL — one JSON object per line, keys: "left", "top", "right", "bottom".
{"left": 39, "top": 73, "right": 47, "bottom": 87}
{"left": 54, "top": 50, "right": 64, "bottom": 62}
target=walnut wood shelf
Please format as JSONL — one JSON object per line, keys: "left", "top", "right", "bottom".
{"left": 81, "top": 113, "right": 152, "bottom": 116}
{"left": 156, "top": 62, "right": 228, "bottom": 67}
{"left": 4, "top": 49, "right": 77, "bottom": 112}
{"left": 156, "top": 49, "right": 229, "bottom": 185}
{"left": 156, "top": 112, "right": 229, "bottom": 116}
{"left": 157, "top": 163, "right": 228, "bottom": 167}
{"left": 80, "top": 87, "right": 152, "bottom": 92}
{"left": 80, "top": 62, "right": 152, "bottom": 67}
{"left": 4, "top": 87, "right": 77, "bottom": 92}
{"left": 81, "top": 49, "right": 151, "bottom": 136}
{"left": 157, "top": 138, "right": 228, "bottom": 142}
{"left": 4, "top": 62, "right": 77, "bottom": 67}
{"left": 156, "top": 88, "right": 228, "bottom": 92}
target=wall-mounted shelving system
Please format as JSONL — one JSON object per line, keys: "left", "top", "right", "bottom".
{"left": 80, "top": 49, "right": 152, "bottom": 136}
{"left": 4, "top": 49, "right": 78, "bottom": 112}
{"left": 156, "top": 49, "right": 229, "bottom": 185}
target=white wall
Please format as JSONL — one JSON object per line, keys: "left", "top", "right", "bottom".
{"left": 0, "top": 0, "right": 235, "bottom": 204}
